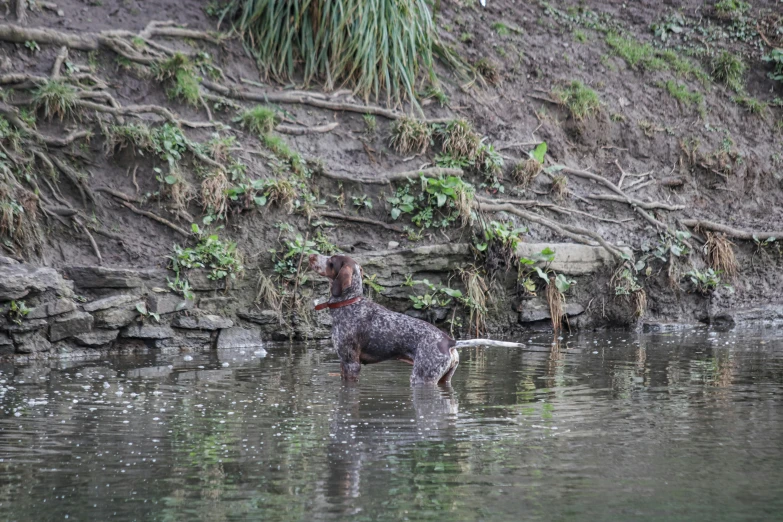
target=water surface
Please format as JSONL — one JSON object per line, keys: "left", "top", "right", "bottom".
{"left": 1, "top": 328, "right": 783, "bottom": 521}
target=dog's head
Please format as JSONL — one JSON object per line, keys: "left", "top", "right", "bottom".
{"left": 309, "top": 254, "right": 363, "bottom": 298}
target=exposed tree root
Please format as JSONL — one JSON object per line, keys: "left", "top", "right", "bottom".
{"left": 583, "top": 194, "right": 685, "bottom": 211}
{"left": 319, "top": 166, "right": 463, "bottom": 185}
{"left": 276, "top": 122, "right": 339, "bottom": 135}
{"left": 682, "top": 219, "right": 783, "bottom": 241}
{"left": 49, "top": 155, "right": 96, "bottom": 207}
{"left": 51, "top": 45, "right": 67, "bottom": 78}
{"left": 73, "top": 216, "right": 102, "bottom": 264}
{"left": 0, "top": 102, "right": 91, "bottom": 147}
{"left": 316, "top": 211, "right": 404, "bottom": 233}
{"left": 14, "top": 0, "right": 26, "bottom": 24}
{"left": 115, "top": 199, "right": 191, "bottom": 237}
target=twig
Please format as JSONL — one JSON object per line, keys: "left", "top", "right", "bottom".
{"left": 316, "top": 211, "right": 404, "bottom": 233}
{"left": 116, "top": 199, "right": 190, "bottom": 237}
{"left": 681, "top": 219, "right": 783, "bottom": 241}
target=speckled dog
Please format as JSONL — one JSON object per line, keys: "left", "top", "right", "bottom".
{"left": 309, "top": 254, "right": 459, "bottom": 385}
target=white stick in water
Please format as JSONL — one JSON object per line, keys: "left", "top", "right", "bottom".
{"left": 454, "top": 339, "right": 526, "bottom": 349}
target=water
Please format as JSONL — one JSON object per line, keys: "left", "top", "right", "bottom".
{"left": 1, "top": 328, "right": 783, "bottom": 521}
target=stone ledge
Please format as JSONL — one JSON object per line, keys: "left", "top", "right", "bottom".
{"left": 517, "top": 243, "right": 632, "bottom": 275}
{"left": 64, "top": 266, "right": 168, "bottom": 289}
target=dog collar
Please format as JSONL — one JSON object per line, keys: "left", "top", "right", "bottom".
{"left": 314, "top": 296, "right": 363, "bottom": 311}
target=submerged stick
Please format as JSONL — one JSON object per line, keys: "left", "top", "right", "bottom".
{"left": 454, "top": 339, "right": 527, "bottom": 349}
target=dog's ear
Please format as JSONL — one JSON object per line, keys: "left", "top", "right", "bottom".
{"left": 331, "top": 263, "right": 353, "bottom": 297}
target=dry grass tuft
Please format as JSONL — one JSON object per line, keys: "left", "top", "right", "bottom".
{"left": 633, "top": 289, "right": 647, "bottom": 318}
{"left": 546, "top": 277, "right": 565, "bottom": 334}
{"left": 550, "top": 174, "right": 569, "bottom": 200}
{"left": 439, "top": 119, "right": 481, "bottom": 158}
{"left": 264, "top": 177, "right": 297, "bottom": 213}
{"left": 168, "top": 171, "right": 196, "bottom": 215}
{"left": 255, "top": 273, "right": 283, "bottom": 321}
{"left": 389, "top": 117, "right": 431, "bottom": 154}
{"left": 475, "top": 58, "right": 501, "bottom": 86}
{"left": 200, "top": 171, "right": 230, "bottom": 219}
{"left": 705, "top": 231, "right": 738, "bottom": 278}
{"left": 460, "top": 266, "right": 488, "bottom": 337}
{"left": 512, "top": 158, "right": 542, "bottom": 188}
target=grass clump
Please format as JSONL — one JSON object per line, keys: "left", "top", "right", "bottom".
{"left": 475, "top": 58, "right": 501, "bottom": 86}
{"left": 389, "top": 117, "right": 432, "bottom": 154}
{"left": 711, "top": 51, "right": 746, "bottom": 92}
{"left": 152, "top": 53, "right": 202, "bottom": 106}
{"left": 32, "top": 80, "right": 77, "bottom": 121}
{"left": 223, "top": 0, "right": 439, "bottom": 108}
{"left": 552, "top": 80, "right": 600, "bottom": 120}
{"left": 605, "top": 33, "right": 666, "bottom": 71}
{"left": 103, "top": 122, "right": 154, "bottom": 156}
{"left": 659, "top": 80, "right": 704, "bottom": 111}
{"left": 236, "top": 105, "right": 277, "bottom": 135}
{"left": 438, "top": 119, "right": 481, "bottom": 158}
{"left": 714, "top": 0, "right": 751, "bottom": 19}
{"left": 733, "top": 95, "right": 767, "bottom": 116}
{"left": 200, "top": 171, "right": 230, "bottom": 219}
{"left": 550, "top": 174, "right": 569, "bottom": 200}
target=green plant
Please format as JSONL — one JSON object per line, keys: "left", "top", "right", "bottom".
{"left": 711, "top": 51, "right": 746, "bottom": 92}
{"left": 474, "top": 220, "right": 526, "bottom": 257}
{"left": 135, "top": 302, "right": 161, "bottom": 323}
{"left": 167, "top": 274, "right": 195, "bottom": 302}
{"left": 151, "top": 53, "right": 203, "bottom": 106}
{"left": 420, "top": 86, "right": 449, "bottom": 107}
{"left": 7, "top": 300, "right": 29, "bottom": 325}
{"left": 169, "top": 224, "right": 243, "bottom": 282}
{"left": 714, "top": 0, "right": 751, "bottom": 18}
{"left": 151, "top": 123, "right": 190, "bottom": 167}
{"left": 492, "top": 22, "right": 511, "bottom": 36}
{"left": 612, "top": 260, "right": 647, "bottom": 318}
{"left": 32, "top": 80, "right": 78, "bottom": 121}
{"left": 388, "top": 175, "right": 474, "bottom": 228}
{"left": 271, "top": 234, "right": 317, "bottom": 282}
{"left": 223, "top": 0, "right": 440, "bottom": 108}
{"left": 459, "top": 32, "right": 474, "bottom": 43}
{"left": 235, "top": 105, "right": 277, "bottom": 135}
{"left": 763, "top": 49, "right": 783, "bottom": 83}
{"left": 103, "top": 122, "right": 154, "bottom": 156}
{"left": 573, "top": 29, "right": 587, "bottom": 43}
{"left": 351, "top": 194, "right": 373, "bottom": 212}
{"left": 659, "top": 80, "right": 704, "bottom": 111}
{"left": 389, "top": 117, "right": 431, "bottom": 154}
{"left": 24, "top": 40, "right": 40, "bottom": 53}
{"left": 363, "top": 114, "right": 377, "bottom": 135}
{"left": 550, "top": 174, "right": 569, "bottom": 200}
{"left": 605, "top": 33, "right": 666, "bottom": 71}
{"left": 363, "top": 272, "right": 384, "bottom": 299}
{"left": 733, "top": 95, "right": 767, "bottom": 116}
{"left": 313, "top": 230, "right": 338, "bottom": 255}
{"left": 552, "top": 80, "right": 600, "bottom": 120}
{"left": 685, "top": 267, "right": 728, "bottom": 294}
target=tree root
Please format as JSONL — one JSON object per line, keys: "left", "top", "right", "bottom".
{"left": 583, "top": 194, "right": 685, "bottom": 211}
{"left": 51, "top": 45, "right": 67, "bottom": 78}
{"left": 316, "top": 211, "right": 404, "bottom": 233}
{"left": 681, "top": 219, "right": 783, "bottom": 241}
{"left": 0, "top": 102, "right": 91, "bottom": 147}
{"left": 73, "top": 216, "right": 103, "bottom": 264}
{"left": 115, "top": 198, "right": 190, "bottom": 237}
{"left": 276, "top": 122, "right": 339, "bottom": 135}
{"left": 319, "top": 166, "right": 463, "bottom": 185}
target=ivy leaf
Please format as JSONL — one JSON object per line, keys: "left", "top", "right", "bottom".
{"left": 535, "top": 267, "right": 549, "bottom": 283}
{"left": 530, "top": 141, "right": 547, "bottom": 163}
{"left": 391, "top": 208, "right": 401, "bottom": 220}
{"left": 254, "top": 195, "right": 267, "bottom": 206}
{"left": 164, "top": 175, "right": 177, "bottom": 185}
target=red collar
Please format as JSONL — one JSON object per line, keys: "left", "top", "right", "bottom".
{"left": 314, "top": 296, "right": 363, "bottom": 311}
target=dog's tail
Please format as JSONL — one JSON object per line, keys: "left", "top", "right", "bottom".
{"left": 454, "top": 339, "right": 526, "bottom": 349}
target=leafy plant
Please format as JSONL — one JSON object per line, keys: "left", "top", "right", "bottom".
{"left": 685, "top": 268, "right": 729, "bottom": 294}
{"left": 714, "top": 0, "right": 751, "bottom": 18}
{"left": 271, "top": 234, "right": 317, "bottom": 282}
{"left": 512, "top": 142, "right": 546, "bottom": 188}
{"left": 351, "top": 194, "right": 373, "bottom": 212}
{"left": 167, "top": 274, "right": 195, "bottom": 302}
{"left": 388, "top": 175, "right": 474, "bottom": 228}
{"left": 763, "top": 49, "right": 783, "bottom": 83}
{"left": 169, "top": 224, "right": 243, "bottom": 282}
{"left": 7, "top": 300, "right": 29, "bottom": 325}
{"left": 151, "top": 123, "right": 190, "bottom": 167}
{"left": 363, "top": 114, "right": 377, "bottom": 135}
{"left": 24, "top": 40, "right": 40, "bottom": 53}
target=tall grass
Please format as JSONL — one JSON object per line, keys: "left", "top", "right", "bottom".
{"left": 222, "top": 0, "right": 438, "bottom": 108}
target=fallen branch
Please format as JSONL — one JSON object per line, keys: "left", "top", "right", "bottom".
{"left": 116, "top": 199, "right": 190, "bottom": 237}
{"left": 681, "top": 219, "right": 783, "bottom": 241}
{"left": 276, "top": 122, "right": 339, "bottom": 135}
{"left": 316, "top": 211, "right": 404, "bottom": 233}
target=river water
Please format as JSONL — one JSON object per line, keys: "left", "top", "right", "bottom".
{"left": 1, "top": 328, "right": 782, "bottom": 521}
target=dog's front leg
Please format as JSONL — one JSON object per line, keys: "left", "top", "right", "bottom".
{"left": 340, "top": 349, "right": 361, "bottom": 382}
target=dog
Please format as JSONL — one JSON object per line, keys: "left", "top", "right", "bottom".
{"left": 309, "top": 254, "right": 459, "bottom": 385}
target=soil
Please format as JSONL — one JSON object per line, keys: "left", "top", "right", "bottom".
{"left": 0, "top": 0, "right": 782, "bottom": 336}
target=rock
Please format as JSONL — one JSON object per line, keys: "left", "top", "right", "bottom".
{"left": 64, "top": 266, "right": 168, "bottom": 289}
{"left": 387, "top": 241, "right": 400, "bottom": 249}
{"left": 52, "top": 341, "right": 103, "bottom": 360}
{"left": 518, "top": 299, "right": 585, "bottom": 323}
{"left": 121, "top": 324, "right": 176, "bottom": 339}
{"left": 516, "top": 243, "right": 633, "bottom": 276}
{"left": 355, "top": 244, "right": 471, "bottom": 286}
{"left": 13, "top": 330, "right": 51, "bottom": 354}
{"left": 237, "top": 310, "right": 280, "bottom": 325}
{"left": 26, "top": 298, "right": 77, "bottom": 319}
{"left": 0, "top": 263, "right": 73, "bottom": 301}
{"left": 83, "top": 294, "right": 141, "bottom": 313}
{"left": 49, "top": 311, "right": 94, "bottom": 342}
{"left": 155, "top": 331, "right": 213, "bottom": 351}
{"left": 216, "top": 327, "right": 265, "bottom": 349}
{"left": 72, "top": 329, "right": 119, "bottom": 347}
{"left": 172, "top": 314, "right": 233, "bottom": 330}
{"left": 187, "top": 270, "right": 227, "bottom": 291}
{"left": 93, "top": 306, "right": 140, "bottom": 329}
{"left": 148, "top": 293, "right": 193, "bottom": 315}
{"left": 198, "top": 296, "right": 239, "bottom": 316}
{"left": 0, "top": 331, "right": 11, "bottom": 347}
{"left": 0, "top": 256, "right": 19, "bottom": 265}
{"left": 4, "top": 318, "right": 49, "bottom": 333}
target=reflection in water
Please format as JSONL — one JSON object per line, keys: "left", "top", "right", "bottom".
{"left": 1, "top": 329, "right": 783, "bottom": 521}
